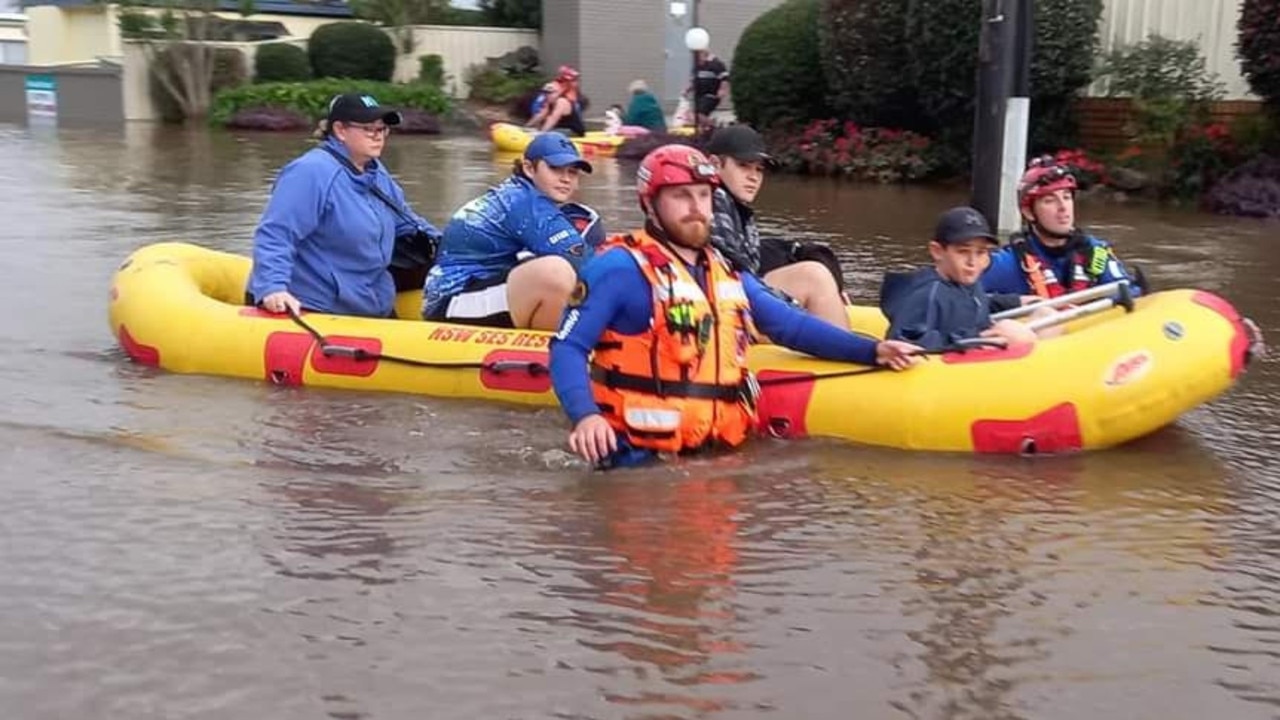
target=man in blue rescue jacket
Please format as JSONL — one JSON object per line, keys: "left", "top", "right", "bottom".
{"left": 983, "top": 157, "right": 1141, "bottom": 299}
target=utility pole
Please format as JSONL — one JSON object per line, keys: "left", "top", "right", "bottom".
{"left": 1000, "top": 0, "right": 1033, "bottom": 234}
{"left": 970, "top": 0, "right": 1030, "bottom": 235}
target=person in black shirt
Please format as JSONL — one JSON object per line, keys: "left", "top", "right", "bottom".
{"left": 689, "top": 50, "right": 730, "bottom": 120}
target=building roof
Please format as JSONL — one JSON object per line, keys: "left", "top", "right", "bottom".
{"left": 21, "top": 0, "right": 353, "bottom": 17}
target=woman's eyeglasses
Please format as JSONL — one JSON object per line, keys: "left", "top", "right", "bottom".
{"left": 343, "top": 122, "right": 391, "bottom": 138}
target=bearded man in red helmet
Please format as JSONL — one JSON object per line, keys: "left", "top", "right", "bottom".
{"left": 983, "top": 156, "right": 1142, "bottom": 298}
{"left": 547, "top": 145, "right": 923, "bottom": 468}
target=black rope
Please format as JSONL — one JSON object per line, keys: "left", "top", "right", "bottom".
{"left": 286, "top": 308, "right": 548, "bottom": 376}
{"left": 285, "top": 310, "right": 1008, "bottom": 385}
{"left": 755, "top": 337, "right": 1008, "bottom": 387}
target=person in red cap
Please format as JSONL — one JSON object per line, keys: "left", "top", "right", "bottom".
{"left": 526, "top": 65, "right": 586, "bottom": 136}
{"left": 983, "top": 156, "right": 1141, "bottom": 298}
{"left": 548, "top": 144, "right": 922, "bottom": 468}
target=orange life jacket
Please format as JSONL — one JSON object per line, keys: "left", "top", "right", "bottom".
{"left": 1011, "top": 233, "right": 1096, "bottom": 298}
{"left": 591, "top": 231, "right": 758, "bottom": 453}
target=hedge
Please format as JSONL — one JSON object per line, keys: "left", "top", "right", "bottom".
{"left": 254, "top": 43, "right": 311, "bottom": 83}
{"left": 818, "top": 0, "right": 1102, "bottom": 162}
{"left": 212, "top": 79, "right": 450, "bottom": 126}
{"left": 731, "top": 0, "right": 827, "bottom": 130}
{"left": 1239, "top": 0, "right": 1280, "bottom": 116}
{"left": 308, "top": 22, "right": 396, "bottom": 82}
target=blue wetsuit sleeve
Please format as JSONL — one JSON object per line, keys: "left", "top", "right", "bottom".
{"left": 511, "top": 197, "right": 592, "bottom": 270}
{"left": 981, "top": 247, "right": 1026, "bottom": 295}
{"left": 249, "top": 161, "right": 327, "bottom": 299}
{"left": 549, "top": 250, "right": 650, "bottom": 424}
{"left": 745, "top": 274, "right": 878, "bottom": 365}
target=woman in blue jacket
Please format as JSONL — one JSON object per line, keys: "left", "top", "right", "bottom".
{"left": 247, "top": 93, "right": 441, "bottom": 319}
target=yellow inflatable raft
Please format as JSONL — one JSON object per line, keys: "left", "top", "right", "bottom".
{"left": 489, "top": 122, "right": 695, "bottom": 158}
{"left": 108, "top": 242, "right": 1259, "bottom": 454}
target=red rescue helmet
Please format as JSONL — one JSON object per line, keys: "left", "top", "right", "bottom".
{"left": 636, "top": 144, "right": 720, "bottom": 211}
{"left": 1017, "top": 156, "right": 1078, "bottom": 212}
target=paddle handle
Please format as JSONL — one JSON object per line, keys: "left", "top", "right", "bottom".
{"left": 991, "top": 280, "right": 1130, "bottom": 321}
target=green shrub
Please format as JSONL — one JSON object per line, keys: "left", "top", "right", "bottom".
{"left": 732, "top": 0, "right": 827, "bottom": 130}
{"left": 465, "top": 65, "right": 545, "bottom": 104}
{"left": 1096, "top": 34, "right": 1225, "bottom": 148}
{"left": 818, "top": 0, "right": 1102, "bottom": 164}
{"left": 254, "top": 43, "right": 311, "bottom": 83}
{"left": 818, "top": 0, "right": 913, "bottom": 130}
{"left": 211, "top": 79, "right": 450, "bottom": 126}
{"left": 419, "top": 54, "right": 445, "bottom": 88}
{"left": 151, "top": 45, "right": 248, "bottom": 123}
{"left": 1238, "top": 0, "right": 1280, "bottom": 116}
{"left": 308, "top": 22, "right": 396, "bottom": 82}
{"left": 1028, "top": 0, "right": 1104, "bottom": 151}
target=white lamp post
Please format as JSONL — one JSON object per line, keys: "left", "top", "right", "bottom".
{"left": 684, "top": 26, "right": 710, "bottom": 131}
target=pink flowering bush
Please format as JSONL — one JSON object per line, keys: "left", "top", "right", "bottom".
{"left": 768, "top": 119, "right": 938, "bottom": 183}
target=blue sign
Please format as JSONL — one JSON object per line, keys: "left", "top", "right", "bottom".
{"left": 25, "top": 74, "right": 58, "bottom": 123}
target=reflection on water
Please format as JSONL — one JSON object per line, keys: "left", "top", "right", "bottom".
{"left": 0, "top": 123, "right": 1277, "bottom": 719}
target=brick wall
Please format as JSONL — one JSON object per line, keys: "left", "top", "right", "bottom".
{"left": 1075, "top": 97, "right": 1265, "bottom": 150}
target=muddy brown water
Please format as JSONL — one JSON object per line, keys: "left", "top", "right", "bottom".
{"left": 0, "top": 124, "right": 1276, "bottom": 719}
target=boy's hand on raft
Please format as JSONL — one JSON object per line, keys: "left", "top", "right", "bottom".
{"left": 876, "top": 340, "right": 924, "bottom": 371}
{"left": 569, "top": 415, "right": 617, "bottom": 464}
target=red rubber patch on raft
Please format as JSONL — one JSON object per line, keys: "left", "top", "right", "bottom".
{"left": 310, "top": 336, "right": 382, "bottom": 378}
{"left": 239, "top": 307, "right": 293, "bottom": 319}
{"left": 479, "top": 350, "right": 551, "bottom": 394}
{"left": 971, "top": 402, "right": 1082, "bottom": 454}
{"left": 1192, "top": 291, "right": 1248, "bottom": 379}
{"left": 941, "top": 342, "right": 1034, "bottom": 365}
{"left": 753, "top": 371, "right": 816, "bottom": 439}
{"left": 118, "top": 325, "right": 160, "bottom": 366}
{"left": 263, "top": 331, "right": 313, "bottom": 386}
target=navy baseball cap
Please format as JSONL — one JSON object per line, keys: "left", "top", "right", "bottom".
{"left": 934, "top": 206, "right": 998, "bottom": 245}
{"left": 706, "top": 124, "right": 772, "bottom": 163}
{"left": 524, "top": 133, "right": 593, "bottom": 173}
{"left": 327, "top": 93, "right": 402, "bottom": 126}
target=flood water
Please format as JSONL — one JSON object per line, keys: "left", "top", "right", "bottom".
{"left": 0, "top": 123, "right": 1277, "bottom": 719}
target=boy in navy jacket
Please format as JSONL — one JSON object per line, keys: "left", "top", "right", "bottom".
{"left": 881, "top": 207, "right": 1037, "bottom": 352}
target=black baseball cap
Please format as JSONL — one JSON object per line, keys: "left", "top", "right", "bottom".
{"left": 326, "top": 93, "right": 402, "bottom": 126}
{"left": 706, "top": 124, "right": 772, "bottom": 163}
{"left": 934, "top": 206, "right": 998, "bottom": 245}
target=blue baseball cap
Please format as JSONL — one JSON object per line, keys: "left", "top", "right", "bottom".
{"left": 524, "top": 133, "right": 593, "bottom": 173}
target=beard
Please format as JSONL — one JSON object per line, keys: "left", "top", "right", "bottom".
{"left": 663, "top": 214, "right": 710, "bottom": 248}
